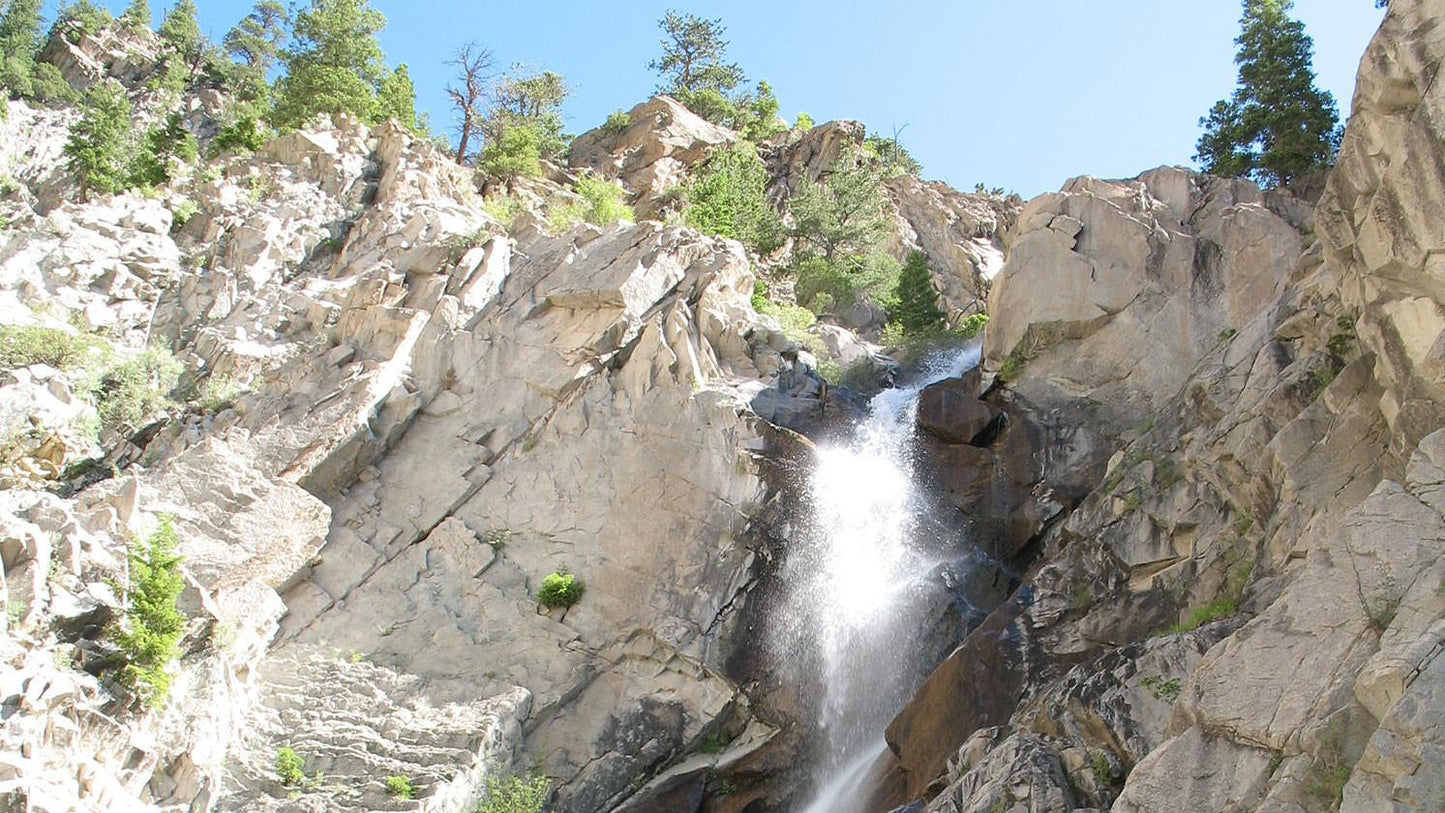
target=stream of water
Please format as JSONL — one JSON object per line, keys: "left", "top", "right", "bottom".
{"left": 785, "top": 343, "right": 982, "bottom": 813}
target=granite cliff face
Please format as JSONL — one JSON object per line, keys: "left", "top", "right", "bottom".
{"left": 1, "top": 3, "right": 1441, "bottom": 813}
{"left": 869, "top": 3, "right": 1445, "bottom": 811}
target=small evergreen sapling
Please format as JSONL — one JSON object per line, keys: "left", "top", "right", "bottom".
{"left": 114, "top": 516, "right": 186, "bottom": 707}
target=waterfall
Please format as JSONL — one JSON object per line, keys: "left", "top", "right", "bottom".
{"left": 783, "top": 342, "right": 983, "bottom": 813}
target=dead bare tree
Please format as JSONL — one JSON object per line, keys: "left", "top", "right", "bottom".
{"left": 446, "top": 42, "right": 494, "bottom": 165}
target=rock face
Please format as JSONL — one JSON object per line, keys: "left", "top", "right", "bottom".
{"left": 569, "top": 96, "right": 735, "bottom": 220}
{"left": 873, "top": 2, "right": 1445, "bottom": 812}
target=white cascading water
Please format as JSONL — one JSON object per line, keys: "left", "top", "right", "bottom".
{"left": 786, "top": 343, "right": 983, "bottom": 813}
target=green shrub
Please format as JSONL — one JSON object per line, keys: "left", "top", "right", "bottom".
{"left": 0, "top": 325, "right": 108, "bottom": 370}
{"left": 550, "top": 174, "right": 633, "bottom": 231}
{"left": 212, "top": 114, "right": 269, "bottom": 156}
{"left": 794, "top": 252, "right": 900, "bottom": 316}
{"left": 483, "top": 196, "right": 523, "bottom": 230}
{"left": 114, "top": 516, "right": 186, "bottom": 707}
{"left": 601, "top": 109, "right": 630, "bottom": 136}
{"left": 478, "top": 122, "right": 545, "bottom": 181}
{"left": 276, "top": 747, "right": 306, "bottom": 786}
{"left": 684, "top": 141, "right": 782, "bottom": 255}
{"left": 385, "top": 774, "right": 416, "bottom": 799}
{"left": 676, "top": 87, "right": 737, "bottom": 126}
{"left": 537, "top": 571, "right": 584, "bottom": 609}
{"left": 476, "top": 773, "right": 549, "bottom": 813}
{"left": 865, "top": 133, "right": 922, "bottom": 177}
{"left": 90, "top": 346, "right": 182, "bottom": 437}
{"left": 794, "top": 112, "right": 814, "bottom": 131}
{"left": 1140, "top": 674, "right": 1182, "bottom": 704}
{"left": 172, "top": 199, "right": 199, "bottom": 229}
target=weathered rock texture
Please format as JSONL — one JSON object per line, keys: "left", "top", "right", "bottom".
{"left": 873, "top": 3, "right": 1445, "bottom": 812}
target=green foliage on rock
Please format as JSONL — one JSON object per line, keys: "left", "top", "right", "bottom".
{"left": 0, "top": 325, "right": 108, "bottom": 370}
{"left": 114, "top": 516, "right": 186, "bottom": 707}
{"left": 550, "top": 173, "right": 633, "bottom": 230}
{"left": 478, "top": 122, "right": 544, "bottom": 181}
{"left": 891, "top": 250, "right": 946, "bottom": 334}
{"left": 385, "top": 775, "right": 416, "bottom": 799}
{"left": 537, "top": 570, "right": 584, "bottom": 609}
{"left": 601, "top": 109, "right": 630, "bottom": 136}
{"left": 270, "top": 0, "right": 387, "bottom": 130}
{"left": 211, "top": 111, "right": 269, "bottom": 156}
{"left": 866, "top": 132, "right": 922, "bottom": 177}
{"left": 30, "top": 61, "right": 77, "bottom": 104}
{"left": 64, "top": 81, "right": 134, "bottom": 198}
{"left": 376, "top": 63, "right": 417, "bottom": 131}
{"left": 49, "top": 0, "right": 112, "bottom": 46}
{"left": 91, "top": 346, "right": 182, "bottom": 437}
{"left": 483, "top": 66, "right": 568, "bottom": 160}
{"left": 684, "top": 141, "right": 781, "bottom": 255}
{"left": 1195, "top": 0, "right": 1341, "bottom": 187}
{"left": 794, "top": 252, "right": 900, "bottom": 316}
{"left": 476, "top": 773, "right": 549, "bottom": 813}
{"left": 276, "top": 747, "right": 306, "bottom": 786}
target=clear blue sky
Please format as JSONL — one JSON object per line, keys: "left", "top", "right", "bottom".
{"left": 75, "top": 1, "right": 1385, "bottom": 196}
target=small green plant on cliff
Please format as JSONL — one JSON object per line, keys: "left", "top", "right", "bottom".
{"left": 476, "top": 772, "right": 549, "bottom": 813}
{"left": 276, "top": 746, "right": 306, "bottom": 786}
{"left": 1167, "top": 596, "right": 1237, "bottom": 635}
{"left": 114, "top": 516, "right": 186, "bottom": 707}
{"left": 90, "top": 346, "right": 182, "bottom": 438}
{"left": 1090, "top": 751, "right": 1113, "bottom": 788}
{"left": 1140, "top": 674, "right": 1182, "bottom": 704}
{"left": 1305, "top": 721, "right": 1351, "bottom": 807}
{"left": 550, "top": 173, "right": 633, "bottom": 230}
{"left": 537, "top": 570, "right": 584, "bottom": 609}
{"left": 601, "top": 109, "right": 630, "bottom": 135}
{"left": 385, "top": 774, "right": 416, "bottom": 799}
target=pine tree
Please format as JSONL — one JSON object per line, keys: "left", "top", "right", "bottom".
{"left": 64, "top": 81, "right": 134, "bottom": 198}
{"left": 0, "top": 0, "right": 42, "bottom": 98}
{"left": 157, "top": 0, "right": 200, "bottom": 60}
{"left": 115, "top": 516, "right": 186, "bottom": 707}
{"left": 270, "top": 0, "right": 386, "bottom": 130}
{"left": 649, "top": 10, "right": 746, "bottom": 124}
{"left": 375, "top": 63, "right": 416, "bottom": 131}
{"left": 892, "top": 250, "right": 946, "bottom": 335}
{"left": 1195, "top": 0, "right": 1340, "bottom": 188}
{"left": 787, "top": 145, "right": 891, "bottom": 261}
{"left": 222, "top": 0, "right": 289, "bottom": 101}
{"left": 119, "top": 0, "right": 151, "bottom": 33}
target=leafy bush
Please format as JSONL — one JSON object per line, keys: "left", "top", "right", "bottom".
{"left": 550, "top": 174, "right": 633, "bottom": 230}
{"left": 171, "top": 199, "right": 199, "bottom": 230}
{"left": 0, "top": 325, "right": 108, "bottom": 370}
{"left": 476, "top": 773, "right": 549, "bottom": 813}
{"left": 276, "top": 747, "right": 306, "bottom": 786}
{"left": 794, "top": 252, "right": 900, "bottom": 316}
{"left": 385, "top": 775, "right": 416, "bottom": 799}
{"left": 537, "top": 571, "right": 584, "bottom": 609}
{"left": 601, "top": 109, "right": 630, "bottom": 136}
{"left": 114, "top": 516, "right": 186, "bottom": 707}
{"left": 684, "top": 141, "right": 782, "bottom": 255}
{"left": 794, "top": 112, "right": 814, "bottom": 131}
{"left": 675, "top": 87, "right": 736, "bottom": 125}
{"left": 1166, "top": 597, "right": 1237, "bottom": 635}
{"left": 736, "top": 80, "right": 784, "bottom": 142}
{"left": 865, "top": 133, "right": 922, "bottom": 177}
{"left": 90, "top": 347, "right": 182, "bottom": 437}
